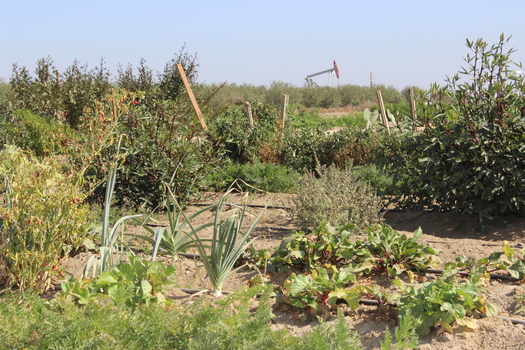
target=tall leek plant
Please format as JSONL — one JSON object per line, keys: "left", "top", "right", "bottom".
{"left": 186, "top": 190, "right": 265, "bottom": 297}
{"left": 84, "top": 143, "right": 142, "bottom": 278}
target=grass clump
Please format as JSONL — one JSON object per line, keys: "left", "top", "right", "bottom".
{"left": 208, "top": 159, "right": 299, "bottom": 193}
{"left": 290, "top": 164, "right": 385, "bottom": 231}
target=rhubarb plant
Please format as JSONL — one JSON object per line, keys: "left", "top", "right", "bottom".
{"left": 351, "top": 225, "right": 438, "bottom": 277}
{"left": 283, "top": 267, "right": 360, "bottom": 311}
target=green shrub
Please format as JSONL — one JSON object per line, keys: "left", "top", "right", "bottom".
{"left": 209, "top": 101, "right": 282, "bottom": 163}
{"left": 353, "top": 165, "right": 396, "bottom": 196}
{"left": 81, "top": 89, "right": 224, "bottom": 209}
{"left": 290, "top": 164, "right": 385, "bottom": 231}
{"left": 282, "top": 128, "right": 326, "bottom": 171}
{"left": 3, "top": 109, "right": 73, "bottom": 156}
{"left": 9, "top": 57, "right": 112, "bottom": 129}
{"left": 392, "top": 35, "right": 525, "bottom": 226}
{"left": 320, "top": 128, "right": 383, "bottom": 168}
{"left": 0, "top": 146, "right": 90, "bottom": 292}
{"left": 208, "top": 159, "right": 299, "bottom": 193}
{"left": 282, "top": 126, "right": 388, "bottom": 174}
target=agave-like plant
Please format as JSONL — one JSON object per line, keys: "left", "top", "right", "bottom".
{"left": 132, "top": 188, "right": 215, "bottom": 261}
{"left": 184, "top": 190, "right": 265, "bottom": 297}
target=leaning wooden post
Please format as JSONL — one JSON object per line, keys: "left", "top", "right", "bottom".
{"left": 176, "top": 63, "right": 207, "bottom": 130}
{"left": 409, "top": 88, "right": 418, "bottom": 132}
{"left": 376, "top": 90, "right": 390, "bottom": 135}
{"left": 280, "top": 94, "right": 288, "bottom": 132}
{"left": 244, "top": 102, "right": 253, "bottom": 128}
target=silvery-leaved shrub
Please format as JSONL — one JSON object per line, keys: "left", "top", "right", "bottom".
{"left": 290, "top": 163, "right": 385, "bottom": 231}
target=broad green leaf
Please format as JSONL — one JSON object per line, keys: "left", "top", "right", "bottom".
{"left": 141, "top": 279, "right": 152, "bottom": 297}
{"left": 343, "top": 291, "right": 360, "bottom": 309}
{"left": 97, "top": 271, "right": 119, "bottom": 284}
{"left": 289, "top": 274, "right": 311, "bottom": 296}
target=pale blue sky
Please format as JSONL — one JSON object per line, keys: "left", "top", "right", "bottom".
{"left": 2, "top": 1, "right": 524, "bottom": 90}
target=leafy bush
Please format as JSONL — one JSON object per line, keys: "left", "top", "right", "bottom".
{"left": 282, "top": 128, "right": 326, "bottom": 171}
{"left": 6, "top": 50, "right": 223, "bottom": 210}
{"left": 352, "top": 165, "right": 396, "bottom": 196}
{"left": 117, "top": 111, "right": 223, "bottom": 209}
{"left": 209, "top": 101, "right": 282, "bottom": 163}
{"left": 392, "top": 35, "right": 525, "bottom": 226}
{"left": 282, "top": 126, "right": 387, "bottom": 173}
{"left": 9, "top": 56, "right": 112, "bottom": 129}
{"left": 290, "top": 164, "right": 385, "bottom": 230}
{"left": 319, "top": 128, "right": 384, "bottom": 168}
{"left": 0, "top": 146, "right": 89, "bottom": 292}
{"left": 77, "top": 88, "right": 224, "bottom": 209}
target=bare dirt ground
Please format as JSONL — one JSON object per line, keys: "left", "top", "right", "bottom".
{"left": 61, "top": 192, "right": 525, "bottom": 349}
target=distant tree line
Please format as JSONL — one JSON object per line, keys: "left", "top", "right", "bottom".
{"left": 196, "top": 81, "right": 422, "bottom": 110}
{"left": 0, "top": 52, "right": 422, "bottom": 126}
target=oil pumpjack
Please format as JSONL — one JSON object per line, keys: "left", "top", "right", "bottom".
{"left": 305, "top": 60, "right": 340, "bottom": 87}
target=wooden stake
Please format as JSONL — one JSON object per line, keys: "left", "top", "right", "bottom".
{"left": 376, "top": 90, "right": 390, "bottom": 135}
{"left": 176, "top": 63, "right": 207, "bottom": 130}
{"left": 280, "top": 94, "right": 288, "bottom": 132}
{"left": 409, "top": 88, "right": 417, "bottom": 132}
{"left": 244, "top": 101, "right": 253, "bottom": 128}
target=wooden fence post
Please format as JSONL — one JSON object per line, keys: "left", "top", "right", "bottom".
{"left": 176, "top": 63, "right": 207, "bottom": 130}
{"left": 376, "top": 90, "right": 390, "bottom": 135}
{"left": 244, "top": 102, "right": 253, "bottom": 128}
{"left": 280, "top": 94, "right": 288, "bottom": 132}
{"left": 409, "top": 88, "right": 417, "bottom": 132}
